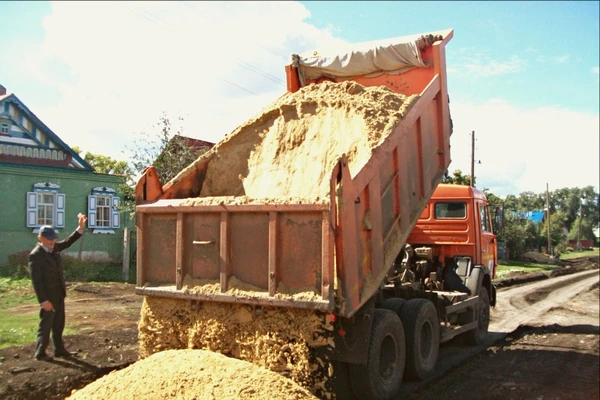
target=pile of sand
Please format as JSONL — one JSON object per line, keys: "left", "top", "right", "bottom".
{"left": 137, "top": 297, "right": 334, "bottom": 396}
{"left": 198, "top": 80, "right": 418, "bottom": 199}
{"left": 67, "top": 349, "right": 318, "bottom": 400}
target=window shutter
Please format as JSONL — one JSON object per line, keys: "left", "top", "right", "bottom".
{"left": 26, "top": 192, "right": 38, "bottom": 227}
{"left": 55, "top": 193, "right": 65, "bottom": 228}
{"left": 88, "top": 195, "right": 97, "bottom": 228}
{"left": 111, "top": 196, "right": 121, "bottom": 228}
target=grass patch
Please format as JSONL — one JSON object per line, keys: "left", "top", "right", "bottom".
{"left": 560, "top": 248, "right": 600, "bottom": 260}
{"left": 0, "top": 313, "right": 39, "bottom": 349}
{"left": 0, "top": 278, "right": 36, "bottom": 308}
{"left": 0, "top": 278, "right": 78, "bottom": 349}
{"left": 496, "top": 260, "right": 556, "bottom": 280}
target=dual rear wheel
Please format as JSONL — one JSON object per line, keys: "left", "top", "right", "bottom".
{"left": 340, "top": 298, "right": 440, "bottom": 399}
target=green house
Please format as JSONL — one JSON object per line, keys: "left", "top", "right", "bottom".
{"left": 0, "top": 84, "right": 128, "bottom": 271}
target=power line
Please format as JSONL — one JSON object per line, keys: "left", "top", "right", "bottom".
{"left": 178, "top": 1, "right": 289, "bottom": 62}
{"left": 123, "top": 3, "right": 265, "bottom": 96}
{"left": 177, "top": 1, "right": 285, "bottom": 85}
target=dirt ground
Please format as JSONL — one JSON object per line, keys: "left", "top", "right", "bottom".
{"left": 0, "top": 256, "right": 598, "bottom": 400}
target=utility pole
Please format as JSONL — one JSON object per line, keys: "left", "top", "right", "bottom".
{"left": 546, "top": 183, "right": 552, "bottom": 256}
{"left": 577, "top": 202, "right": 583, "bottom": 251}
{"left": 470, "top": 131, "right": 475, "bottom": 187}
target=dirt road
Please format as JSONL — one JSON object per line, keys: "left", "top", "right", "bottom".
{"left": 401, "top": 267, "right": 599, "bottom": 400}
{"left": 0, "top": 257, "right": 598, "bottom": 400}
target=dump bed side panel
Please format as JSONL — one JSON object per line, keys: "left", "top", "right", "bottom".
{"left": 336, "top": 45, "right": 452, "bottom": 316}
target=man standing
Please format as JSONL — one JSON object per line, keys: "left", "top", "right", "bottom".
{"left": 29, "top": 213, "right": 87, "bottom": 361}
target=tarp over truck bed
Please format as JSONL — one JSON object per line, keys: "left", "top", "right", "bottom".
{"left": 292, "top": 30, "right": 449, "bottom": 84}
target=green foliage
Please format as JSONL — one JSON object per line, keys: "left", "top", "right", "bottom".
{"left": 500, "top": 214, "right": 539, "bottom": 259}
{"left": 122, "top": 113, "right": 210, "bottom": 217}
{"left": 568, "top": 217, "right": 597, "bottom": 241}
{"left": 442, "top": 169, "right": 472, "bottom": 185}
{"left": 61, "top": 255, "right": 135, "bottom": 283}
{"left": 1, "top": 251, "right": 31, "bottom": 279}
{"left": 72, "top": 146, "right": 131, "bottom": 175}
{"left": 484, "top": 184, "right": 599, "bottom": 258}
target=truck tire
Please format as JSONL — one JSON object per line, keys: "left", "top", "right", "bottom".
{"left": 380, "top": 298, "right": 407, "bottom": 316}
{"left": 462, "top": 286, "right": 490, "bottom": 345}
{"left": 400, "top": 298, "right": 440, "bottom": 381}
{"left": 348, "top": 309, "right": 405, "bottom": 400}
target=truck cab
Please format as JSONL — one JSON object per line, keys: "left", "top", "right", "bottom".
{"left": 407, "top": 183, "right": 497, "bottom": 306}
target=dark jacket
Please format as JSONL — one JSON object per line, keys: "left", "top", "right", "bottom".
{"left": 29, "top": 230, "right": 82, "bottom": 304}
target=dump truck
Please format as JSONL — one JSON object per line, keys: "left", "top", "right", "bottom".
{"left": 134, "top": 29, "right": 497, "bottom": 400}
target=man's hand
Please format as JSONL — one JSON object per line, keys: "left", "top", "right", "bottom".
{"left": 77, "top": 213, "right": 87, "bottom": 230}
{"left": 41, "top": 301, "right": 54, "bottom": 312}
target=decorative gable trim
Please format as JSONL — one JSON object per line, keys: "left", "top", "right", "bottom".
{"left": 92, "top": 186, "right": 117, "bottom": 195}
{"left": 33, "top": 182, "right": 60, "bottom": 191}
{"left": 0, "top": 94, "right": 92, "bottom": 171}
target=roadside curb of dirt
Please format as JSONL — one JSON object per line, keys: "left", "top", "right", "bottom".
{"left": 494, "top": 256, "right": 599, "bottom": 289}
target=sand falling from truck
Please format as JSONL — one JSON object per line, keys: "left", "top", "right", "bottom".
{"left": 112, "top": 81, "right": 419, "bottom": 399}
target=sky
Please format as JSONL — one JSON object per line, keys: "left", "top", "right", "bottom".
{"left": 0, "top": 1, "right": 598, "bottom": 197}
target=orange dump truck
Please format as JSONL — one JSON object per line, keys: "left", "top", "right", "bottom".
{"left": 134, "top": 29, "right": 497, "bottom": 399}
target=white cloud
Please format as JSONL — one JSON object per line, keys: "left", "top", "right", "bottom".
{"left": 593, "top": 66, "right": 599, "bottom": 82}
{"left": 24, "top": 1, "right": 347, "bottom": 161}
{"left": 450, "top": 51, "right": 526, "bottom": 77}
{"left": 448, "top": 100, "right": 599, "bottom": 196}
{"left": 11, "top": 2, "right": 600, "bottom": 199}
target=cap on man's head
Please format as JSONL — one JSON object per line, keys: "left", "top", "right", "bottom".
{"left": 39, "top": 225, "right": 58, "bottom": 240}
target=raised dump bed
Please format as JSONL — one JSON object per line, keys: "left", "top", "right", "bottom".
{"left": 135, "top": 29, "right": 454, "bottom": 319}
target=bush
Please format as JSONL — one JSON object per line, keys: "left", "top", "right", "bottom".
{"left": 2, "top": 252, "right": 134, "bottom": 284}
{"left": 1, "top": 251, "right": 31, "bottom": 279}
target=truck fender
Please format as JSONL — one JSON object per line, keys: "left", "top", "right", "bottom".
{"left": 465, "top": 265, "right": 486, "bottom": 297}
{"left": 467, "top": 265, "right": 497, "bottom": 307}
{"left": 331, "top": 298, "right": 375, "bottom": 365}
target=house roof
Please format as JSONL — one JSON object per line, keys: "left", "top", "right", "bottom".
{"left": 0, "top": 90, "right": 93, "bottom": 171}
{"left": 171, "top": 135, "right": 215, "bottom": 151}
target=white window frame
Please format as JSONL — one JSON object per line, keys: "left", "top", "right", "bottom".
{"left": 88, "top": 187, "right": 121, "bottom": 234}
{"left": 0, "top": 123, "right": 8, "bottom": 134}
{"left": 26, "top": 182, "right": 65, "bottom": 232}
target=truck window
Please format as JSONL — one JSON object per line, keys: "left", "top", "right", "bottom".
{"left": 434, "top": 202, "right": 466, "bottom": 219}
{"left": 479, "top": 204, "right": 492, "bottom": 232}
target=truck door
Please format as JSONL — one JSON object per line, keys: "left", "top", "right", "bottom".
{"left": 477, "top": 202, "right": 497, "bottom": 278}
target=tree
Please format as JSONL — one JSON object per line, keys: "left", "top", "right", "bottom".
{"left": 568, "top": 217, "right": 597, "bottom": 242}
{"left": 72, "top": 146, "right": 130, "bottom": 175}
{"left": 502, "top": 213, "right": 538, "bottom": 259}
{"left": 127, "top": 113, "right": 209, "bottom": 185}
{"left": 123, "top": 113, "right": 211, "bottom": 215}
{"left": 442, "top": 169, "right": 472, "bottom": 186}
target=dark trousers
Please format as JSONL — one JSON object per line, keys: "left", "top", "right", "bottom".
{"left": 34, "top": 297, "right": 66, "bottom": 356}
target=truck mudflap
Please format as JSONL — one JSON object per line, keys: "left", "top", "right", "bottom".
{"left": 490, "top": 282, "right": 497, "bottom": 307}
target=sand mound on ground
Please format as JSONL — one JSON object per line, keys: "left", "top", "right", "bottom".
{"left": 67, "top": 349, "right": 318, "bottom": 400}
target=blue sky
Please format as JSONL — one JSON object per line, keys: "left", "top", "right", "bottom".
{"left": 1, "top": 1, "right": 598, "bottom": 197}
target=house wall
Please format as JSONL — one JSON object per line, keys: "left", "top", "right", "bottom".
{"left": 0, "top": 164, "right": 130, "bottom": 266}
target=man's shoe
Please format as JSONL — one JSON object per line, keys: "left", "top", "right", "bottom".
{"left": 53, "top": 349, "right": 75, "bottom": 358}
{"left": 35, "top": 353, "right": 53, "bottom": 361}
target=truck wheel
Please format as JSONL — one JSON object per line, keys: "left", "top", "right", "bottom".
{"left": 400, "top": 298, "right": 440, "bottom": 381}
{"left": 380, "top": 298, "right": 407, "bottom": 317}
{"left": 462, "top": 286, "right": 490, "bottom": 345}
{"left": 348, "top": 309, "right": 405, "bottom": 400}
